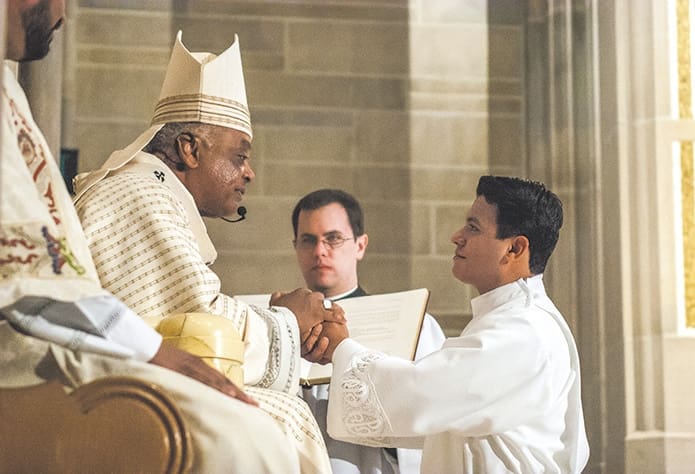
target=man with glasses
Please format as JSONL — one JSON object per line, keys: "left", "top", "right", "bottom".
{"left": 291, "top": 188, "right": 446, "bottom": 474}
{"left": 292, "top": 189, "right": 369, "bottom": 300}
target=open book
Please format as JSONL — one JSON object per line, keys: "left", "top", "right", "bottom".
{"left": 236, "top": 288, "right": 430, "bottom": 386}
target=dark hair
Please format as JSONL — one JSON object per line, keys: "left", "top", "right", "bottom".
{"left": 476, "top": 176, "right": 563, "bottom": 274}
{"left": 143, "top": 122, "right": 214, "bottom": 170}
{"left": 291, "top": 189, "right": 365, "bottom": 238}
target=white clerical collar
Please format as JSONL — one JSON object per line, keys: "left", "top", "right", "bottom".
{"left": 328, "top": 286, "right": 359, "bottom": 301}
{"left": 470, "top": 274, "right": 545, "bottom": 318}
{"left": 115, "top": 152, "right": 218, "bottom": 264}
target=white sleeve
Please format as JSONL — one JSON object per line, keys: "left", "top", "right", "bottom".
{"left": 245, "top": 304, "right": 301, "bottom": 393}
{"left": 2, "top": 294, "right": 161, "bottom": 361}
{"left": 414, "top": 313, "right": 446, "bottom": 360}
{"left": 327, "top": 314, "right": 552, "bottom": 443}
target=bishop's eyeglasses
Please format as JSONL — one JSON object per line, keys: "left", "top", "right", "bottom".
{"left": 294, "top": 232, "right": 354, "bottom": 251}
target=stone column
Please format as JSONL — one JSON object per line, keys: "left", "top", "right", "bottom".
{"left": 524, "top": 1, "right": 627, "bottom": 472}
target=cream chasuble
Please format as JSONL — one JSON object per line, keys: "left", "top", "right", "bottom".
{"left": 75, "top": 152, "right": 299, "bottom": 392}
{"left": 74, "top": 153, "right": 332, "bottom": 472}
{"left": 327, "top": 275, "right": 589, "bottom": 474}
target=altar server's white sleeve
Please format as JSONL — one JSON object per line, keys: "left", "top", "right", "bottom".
{"left": 414, "top": 313, "right": 446, "bottom": 360}
{"left": 327, "top": 314, "right": 557, "bottom": 445}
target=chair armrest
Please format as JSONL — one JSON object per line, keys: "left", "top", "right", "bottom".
{"left": 0, "top": 376, "right": 192, "bottom": 473}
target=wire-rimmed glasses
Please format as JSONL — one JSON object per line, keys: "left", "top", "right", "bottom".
{"left": 294, "top": 232, "right": 354, "bottom": 251}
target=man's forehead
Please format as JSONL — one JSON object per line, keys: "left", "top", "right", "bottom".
{"left": 467, "top": 196, "right": 497, "bottom": 223}
{"left": 298, "top": 203, "right": 350, "bottom": 229}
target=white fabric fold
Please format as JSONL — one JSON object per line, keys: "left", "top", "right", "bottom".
{"left": 2, "top": 294, "right": 162, "bottom": 361}
{"left": 4, "top": 308, "right": 134, "bottom": 359}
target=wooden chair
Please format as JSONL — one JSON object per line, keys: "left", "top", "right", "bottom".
{"left": 0, "top": 376, "right": 193, "bottom": 473}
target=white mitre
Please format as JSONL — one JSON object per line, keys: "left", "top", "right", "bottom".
{"left": 73, "top": 31, "right": 251, "bottom": 200}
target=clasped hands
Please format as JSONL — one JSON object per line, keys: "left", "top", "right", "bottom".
{"left": 270, "top": 288, "right": 349, "bottom": 365}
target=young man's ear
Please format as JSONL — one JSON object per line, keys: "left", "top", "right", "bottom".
{"left": 175, "top": 132, "right": 200, "bottom": 170}
{"left": 507, "top": 235, "right": 529, "bottom": 260}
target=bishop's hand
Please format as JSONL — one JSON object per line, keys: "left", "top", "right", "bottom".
{"left": 150, "top": 343, "right": 258, "bottom": 406}
{"left": 270, "top": 288, "right": 347, "bottom": 357}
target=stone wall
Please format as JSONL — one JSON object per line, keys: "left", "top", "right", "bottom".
{"left": 408, "top": 0, "right": 525, "bottom": 333}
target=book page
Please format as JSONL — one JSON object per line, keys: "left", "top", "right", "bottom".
{"left": 237, "top": 288, "right": 430, "bottom": 386}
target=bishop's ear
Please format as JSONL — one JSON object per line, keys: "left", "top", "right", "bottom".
{"left": 175, "top": 132, "right": 200, "bottom": 169}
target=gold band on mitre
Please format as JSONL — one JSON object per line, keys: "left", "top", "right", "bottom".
{"left": 151, "top": 93, "right": 252, "bottom": 138}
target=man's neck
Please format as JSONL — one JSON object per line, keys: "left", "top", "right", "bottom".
{"left": 325, "top": 285, "right": 359, "bottom": 301}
